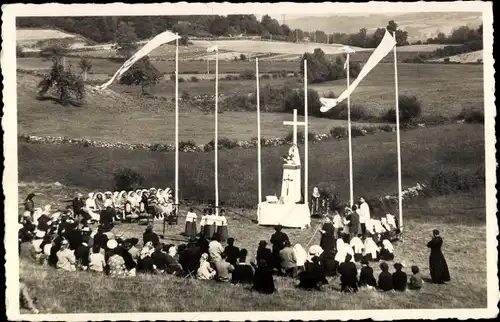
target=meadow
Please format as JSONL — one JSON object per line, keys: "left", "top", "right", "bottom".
{"left": 18, "top": 124, "right": 484, "bottom": 207}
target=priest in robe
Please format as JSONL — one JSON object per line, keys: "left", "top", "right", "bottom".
{"left": 319, "top": 216, "right": 335, "bottom": 253}
{"left": 310, "top": 187, "right": 322, "bottom": 217}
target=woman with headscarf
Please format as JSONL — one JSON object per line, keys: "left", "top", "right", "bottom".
{"left": 427, "top": 229, "right": 451, "bottom": 284}
{"left": 339, "top": 254, "right": 358, "bottom": 292}
{"left": 363, "top": 235, "right": 380, "bottom": 262}
{"left": 197, "top": 253, "right": 216, "bottom": 280}
{"left": 310, "top": 187, "right": 322, "bottom": 217}
{"left": 350, "top": 234, "right": 365, "bottom": 262}
{"left": 84, "top": 193, "right": 100, "bottom": 223}
{"left": 112, "top": 191, "right": 120, "bottom": 206}
{"left": 334, "top": 239, "right": 347, "bottom": 264}
{"left": 107, "top": 239, "right": 128, "bottom": 277}
{"left": 319, "top": 216, "right": 335, "bottom": 253}
{"left": 94, "top": 193, "right": 105, "bottom": 212}
{"left": 137, "top": 241, "right": 155, "bottom": 274}
{"left": 256, "top": 240, "right": 273, "bottom": 269}
{"left": 379, "top": 239, "right": 395, "bottom": 261}
{"left": 166, "top": 245, "right": 184, "bottom": 275}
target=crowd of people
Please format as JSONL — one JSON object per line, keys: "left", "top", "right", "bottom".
{"left": 18, "top": 192, "right": 451, "bottom": 314}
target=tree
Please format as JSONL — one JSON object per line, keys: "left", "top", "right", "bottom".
{"left": 387, "top": 20, "right": 398, "bottom": 33}
{"left": 114, "top": 168, "right": 144, "bottom": 191}
{"left": 210, "top": 16, "right": 230, "bottom": 36}
{"left": 119, "top": 57, "right": 162, "bottom": 94}
{"left": 37, "top": 57, "right": 85, "bottom": 106}
{"left": 78, "top": 57, "right": 92, "bottom": 81}
{"left": 39, "top": 44, "right": 68, "bottom": 60}
{"left": 114, "top": 21, "right": 138, "bottom": 58}
{"left": 261, "top": 14, "right": 281, "bottom": 35}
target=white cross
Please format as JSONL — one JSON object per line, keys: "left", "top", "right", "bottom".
{"left": 283, "top": 109, "right": 306, "bottom": 146}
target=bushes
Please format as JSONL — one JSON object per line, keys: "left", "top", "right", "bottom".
{"left": 261, "top": 74, "right": 271, "bottom": 79}
{"left": 204, "top": 137, "right": 239, "bottom": 151}
{"left": 285, "top": 130, "right": 317, "bottom": 143}
{"left": 457, "top": 107, "right": 484, "bottom": 124}
{"left": 330, "top": 127, "right": 347, "bottom": 139}
{"left": 283, "top": 88, "right": 322, "bottom": 116}
{"left": 239, "top": 69, "right": 256, "bottom": 80}
{"left": 322, "top": 103, "right": 370, "bottom": 121}
{"left": 430, "top": 169, "right": 485, "bottom": 195}
{"left": 190, "top": 76, "right": 199, "bottom": 82}
{"left": 114, "top": 167, "right": 144, "bottom": 191}
{"left": 382, "top": 95, "right": 422, "bottom": 124}
{"left": 179, "top": 140, "right": 198, "bottom": 152}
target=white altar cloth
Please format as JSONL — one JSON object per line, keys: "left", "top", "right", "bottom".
{"left": 257, "top": 202, "right": 311, "bottom": 229}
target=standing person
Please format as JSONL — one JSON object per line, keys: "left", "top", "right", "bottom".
{"left": 310, "top": 187, "right": 322, "bottom": 217}
{"left": 72, "top": 193, "right": 86, "bottom": 222}
{"left": 23, "top": 193, "right": 36, "bottom": 220}
{"left": 358, "top": 197, "right": 370, "bottom": 236}
{"left": 350, "top": 205, "right": 361, "bottom": 239}
{"left": 270, "top": 225, "right": 289, "bottom": 272}
{"left": 319, "top": 216, "right": 335, "bottom": 253}
{"left": 332, "top": 210, "right": 344, "bottom": 241}
{"left": 427, "top": 229, "right": 451, "bottom": 284}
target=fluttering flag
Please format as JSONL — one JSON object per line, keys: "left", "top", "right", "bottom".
{"left": 97, "top": 30, "right": 181, "bottom": 90}
{"left": 206, "top": 45, "right": 219, "bottom": 53}
{"left": 320, "top": 30, "right": 396, "bottom": 112}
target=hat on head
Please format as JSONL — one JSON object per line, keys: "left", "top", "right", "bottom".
{"left": 107, "top": 239, "right": 118, "bottom": 250}
{"left": 61, "top": 239, "right": 69, "bottom": 245}
{"left": 81, "top": 226, "right": 90, "bottom": 232}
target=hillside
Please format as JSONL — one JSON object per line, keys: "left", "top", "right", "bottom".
{"left": 287, "top": 12, "right": 482, "bottom": 42}
{"left": 428, "top": 50, "right": 483, "bottom": 63}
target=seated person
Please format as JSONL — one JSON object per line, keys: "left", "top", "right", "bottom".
{"left": 224, "top": 238, "right": 240, "bottom": 267}
{"left": 379, "top": 239, "right": 395, "bottom": 261}
{"left": 338, "top": 254, "right": 358, "bottom": 293}
{"left": 252, "top": 259, "right": 275, "bottom": 294}
{"left": 377, "top": 262, "right": 393, "bottom": 292}
{"left": 392, "top": 262, "right": 407, "bottom": 292}
{"left": 298, "top": 256, "right": 329, "bottom": 291}
{"left": 231, "top": 249, "right": 255, "bottom": 285}
{"left": 408, "top": 265, "right": 423, "bottom": 290}
{"left": 197, "top": 253, "right": 216, "bottom": 280}
{"left": 358, "top": 259, "right": 377, "bottom": 289}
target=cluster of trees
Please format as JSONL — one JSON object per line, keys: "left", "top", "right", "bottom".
{"left": 425, "top": 24, "right": 482, "bottom": 45}
{"left": 17, "top": 15, "right": 410, "bottom": 47}
{"left": 300, "top": 48, "right": 361, "bottom": 84}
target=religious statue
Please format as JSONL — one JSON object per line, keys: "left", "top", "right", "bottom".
{"left": 310, "top": 187, "right": 322, "bottom": 217}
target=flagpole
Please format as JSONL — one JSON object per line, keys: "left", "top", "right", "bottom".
{"left": 304, "top": 59, "right": 308, "bottom": 206}
{"left": 256, "top": 58, "right": 262, "bottom": 204}
{"left": 215, "top": 48, "right": 219, "bottom": 216}
{"left": 175, "top": 36, "right": 179, "bottom": 207}
{"left": 347, "top": 52, "right": 353, "bottom": 207}
{"left": 393, "top": 32, "right": 403, "bottom": 234}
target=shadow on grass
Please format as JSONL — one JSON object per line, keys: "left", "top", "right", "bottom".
{"left": 36, "top": 95, "right": 83, "bottom": 107}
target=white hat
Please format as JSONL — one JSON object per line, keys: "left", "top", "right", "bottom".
{"left": 107, "top": 239, "right": 118, "bottom": 250}
{"left": 18, "top": 223, "right": 24, "bottom": 230}
{"left": 61, "top": 239, "right": 69, "bottom": 245}
{"left": 81, "top": 226, "right": 90, "bottom": 232}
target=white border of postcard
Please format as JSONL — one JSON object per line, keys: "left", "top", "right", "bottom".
{"left": 2, "top": 1, "right": 497, "bottom": 321}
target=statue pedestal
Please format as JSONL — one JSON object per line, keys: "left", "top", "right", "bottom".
{"left": 281, "top": 164, "right": 302, "bottom": 204}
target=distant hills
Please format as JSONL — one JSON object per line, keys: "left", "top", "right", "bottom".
{"left": 287, "top": 12, "right": 482, "bottom": 42}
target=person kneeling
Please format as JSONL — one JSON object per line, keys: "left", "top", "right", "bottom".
{"left": 339, "top": 254, "right": 358, "bottom": 293}
{"left": 252, "top": 260, "right": 275, "bottom": 294}
{"left": 231, "top": 249, "right": 255, "bottom": 285}
{"left": 298, "top": 256, "right": 329, "bottom": 291}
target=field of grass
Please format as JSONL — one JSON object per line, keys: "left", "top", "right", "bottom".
{"left": 18, "top": 124, "right": 485, "bottom": 208}
{"left": 17, "top": 179, "right": 486, "bottom": 313}
{"left": 17, "top": 62, "right": 483, "bottom": 146}
{"left": 16, "top": 28, "right": 82, "bottom": 44}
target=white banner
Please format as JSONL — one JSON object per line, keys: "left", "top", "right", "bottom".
{"left": 97, "top": 30, "right": 180, "bottom": 90}
{"left": 320, "top": 30, "right": 396, "bottom": 112}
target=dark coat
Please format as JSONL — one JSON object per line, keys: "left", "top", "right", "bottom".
{"left": 137, "top": 256, "right": 155, "bottom": 273}
{"left": 224, "top": 245, "right": 240, "bottom": 266}
{"left": 152, "top": 250, "right": 168, "bottom": 271}
{"left": 72, "top": 197, "right": 85, "bottom": 215}
{"left": 253, "top": 266, "right": 275, "bottom": 294}
{"left": 320, "top": 222, "right": 335, "bottom": 252}
{"left": 231, "top": 263, "right": 254, "bottom": 284}
{"left": 256, "top": 246, "right": 273, "bottom": 268}
{"left": 93, "top": 232, "right": 109, "bottom": 249}
{"left": 320, "top": 251, "right": 337, "bottom": 277}
{"left": 392, "top": 271, "right": 408, "bottom": 291}
{"left": 270, "top": 231, "right": 289, "bottom": 253}
{"left": 427, "top": 236, "right": 451, "bottom": 284}
{"left": 143, "top": 231, "right": 160, "bottom": 247}
{"left": 74, "top": 244, "right": 90, "bottom": 267}
{"left": 339, "top": 261, "right": 358, "bottom": 292}
{"left": 179, "top": 248, "right": 200, "bottom": 273}
{"left": 377, "top": 271, "right": 393, "bottom": 291}
{"left": 359, "top": 266, "right": 377, "bottom": 287}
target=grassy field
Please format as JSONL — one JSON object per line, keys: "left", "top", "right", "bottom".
{"left": 17, "top": 62, "right": 483, "bottom": 146}
{"left": 18, "top": 124, "right": 485, "bottom": 208}
{"left": 18, "top": 180, "right": 486, "bottom": 313}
